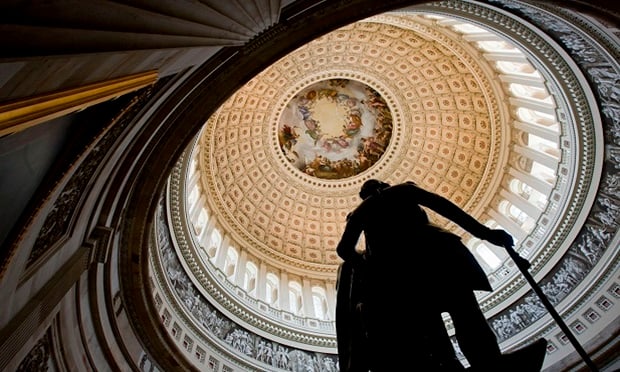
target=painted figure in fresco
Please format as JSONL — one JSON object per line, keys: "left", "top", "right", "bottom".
{"left": 335, "top": 179, "right": 536, "bottom": 371}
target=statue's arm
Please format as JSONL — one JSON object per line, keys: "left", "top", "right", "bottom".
{"left": 413, "top": 185, "right": 513, "bottom": 248}
{"left": 336, "top": 212, "right": 365, "bottom": 262}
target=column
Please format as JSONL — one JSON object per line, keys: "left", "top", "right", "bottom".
{"left": 234, "top": 250, "right": 248, "bottom": 287}
{"left": 325, "top": 279, "right": 337, "bottom": 321}
{"left": 279, "top": 271, "right": 290, "bottom": 312}
{"left": 302, "top": 277, "right": 315, "bottom": 318}
{"left": 256, "top": 261, "right": 267, "bottom": 301}
{"left": 215, "top": 234, "right": 229, "bottom": 270}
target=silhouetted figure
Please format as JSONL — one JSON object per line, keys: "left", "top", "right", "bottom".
{"left": 335, "top": 179, "right": 523, "bottom": 371}
{"left": 336, "top": 259, "right": 370, "bottom": 371}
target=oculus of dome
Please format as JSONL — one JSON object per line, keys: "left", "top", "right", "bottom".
{"left": 278, "top": 79, "right": 393, "bottom": 180}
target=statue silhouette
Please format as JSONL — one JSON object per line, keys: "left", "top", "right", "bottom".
{"left": 335, "top": 179, "right": 546, "bottom": 371}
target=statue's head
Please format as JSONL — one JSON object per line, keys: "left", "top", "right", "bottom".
{"left": 359, "top": 179, "right": 390, "bottom": 200}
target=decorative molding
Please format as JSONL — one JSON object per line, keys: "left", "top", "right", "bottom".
{"left": 20, "top": 83, "right": 158, "bottom": 275}
{"left": 15, "top": 328, "right": 53, "bottom": 372}
{"left": 0, "top": 248, "right": 89, "bottom": 371}
{"left": 0, "top": 70, "right": 157, "bottom": 137}
{"left": 84, "top": 225, "right": 115, "bottom": 264}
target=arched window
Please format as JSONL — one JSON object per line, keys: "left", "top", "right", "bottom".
{"left": 188, "top": 157, "right": 198, "bottom": 180}
{"left": 188, "top": 183, "right": 200, "bottom": 208}
{"left": 265, "top": 273, "right": 279, "bottom": 307}
{"left": 516, "top": 108, "right": 558, "bottom": 129}
{"left": 476, "top": 40, "right": 519, "bottom": 53}
{"left": 509, "top": 179, "right": 529, "bottom": 199}
{"left": 529, "top": 133, "right": 559, "bottom": 159}
{"left": 475, "top": 242, "right": 502, "bottom": 270}
{"left": 243, "top": 262, "right": 258, "bottom": 295}
{"left": 509, "top": 179, "right": 548, "bottom": 210}
{"left": 509, "top": 84, "right": 552, "bottom": 102}
{"left": 206, "top": 228, "right": 221, "bottom": 260}
{"left": 288, "top": 281, "right": 304, "bottom": 316}
{"left": 224, "top": 247, "right": 238, "bottom": 280}
{"left": 530, "top": 161, "right": 556, "bottom": 185}
{"left": 496, "top": 61, "right": 538, "bottom": 75}
{"left": 311, "top": 286, "right": 329, "bottom": 321}
{"left": 508, "top": 204, "right": 528, "bottom": 224}
{"left": 193, "top": 208, "right": 208, "bottom": 237}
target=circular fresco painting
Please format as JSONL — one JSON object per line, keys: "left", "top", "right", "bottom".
{"left": 278, "top": 79, "right": 393, "bottom": 180}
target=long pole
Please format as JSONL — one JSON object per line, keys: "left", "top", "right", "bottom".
{"left": 505, "top": 246, "right": 599, "bottom": 371}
